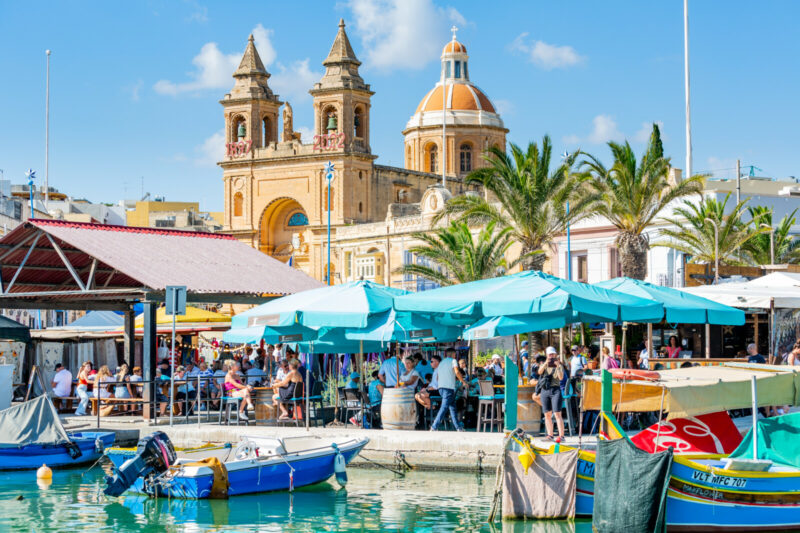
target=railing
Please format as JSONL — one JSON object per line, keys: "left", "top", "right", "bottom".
{"left": 646, "top": 357, "right": 748, "bottom": 371}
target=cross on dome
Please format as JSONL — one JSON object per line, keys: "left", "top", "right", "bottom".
{"left": 451, "top": 25, "right": 458, "bottom": 41}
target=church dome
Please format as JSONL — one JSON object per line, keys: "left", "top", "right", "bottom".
{"left": 442, "top": 40, "right": 467, "bottom": 55}
{"left": 415, "top": 83, "right": 496, "bottom": 113}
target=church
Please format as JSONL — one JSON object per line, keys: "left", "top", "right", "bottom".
{"left": 220, "top": 20, "right": 508, "bottom": 289}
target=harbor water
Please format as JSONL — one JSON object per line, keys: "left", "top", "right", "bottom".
{"left": 0, "top": 462, "right": 590, "bottom": 532}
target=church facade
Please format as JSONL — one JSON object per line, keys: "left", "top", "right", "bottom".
{"left": 220, "top": 20, "right": 508, "bottom": 288}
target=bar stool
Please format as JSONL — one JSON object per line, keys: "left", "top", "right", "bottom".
{"left": 477, "top": 380, "right": 503, "bottom": 432}
{"left": 218, "top": 396, "right": 248, "bottom": 426}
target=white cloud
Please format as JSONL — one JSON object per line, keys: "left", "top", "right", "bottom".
{"left": 185, "top": 0, "right": 208, "bottom": 23}
{"left": 195, "top": 128, "right": 225, "bottom": 167}
{"left": 295, "top": 126, "right": 314, "bottom": 144}
{"left": 493, "top": 99, "right": 514, "bottom": 116}
{"left": 634, "top": 121, "right": 665, "bottom": 143}
{"left": 154, "top": 24, "right": 276, "bottom": 96}
{"left": 563, "top": 115, "right": 624, "bottom": 146}
{"left": 347, "top": 0, "right": 467, "bottom": 71}
{"left": 587, "top": 115, "right": 623, "bottom": 144}
{"left": 129, "top": 79, "right": 143, "bottom": 101}
{"left": 271, "top": 59, "right": 321, "bottom": 103}
{"left": 510, "top": 32, "right": 584, "bottom": 70}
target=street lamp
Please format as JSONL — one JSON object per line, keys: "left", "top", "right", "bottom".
{"left": 25, "top": 169, "right": 36, "bottom": 219}
{"left": 324, "top": 161, "right": 335, "bottom": 285}
{"left": 704, "top": 217, "right": 719, "bottom": 283}
{"left": 759, "top": 223, "right": 775, "bottom": 265}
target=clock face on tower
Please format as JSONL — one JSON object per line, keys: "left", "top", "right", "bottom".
{"left": 234, "top": 177, "right": 244, "bottom": 190}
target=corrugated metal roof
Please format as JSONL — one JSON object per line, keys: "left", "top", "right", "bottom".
{"left": 0, "top": 220, "right": 321, "bottom": 297}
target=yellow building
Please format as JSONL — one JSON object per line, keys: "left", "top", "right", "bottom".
{"left": 221, "top": 21, "right": 508, "bottom": 287}
{"left": 127, "top": 200, "right": 222, "bottom": 232}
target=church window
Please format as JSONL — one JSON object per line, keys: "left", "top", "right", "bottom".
{"left": 323, "top": 186, "right": 334, "bottom": 211}
{"left": 354, "top": 107, "right": 365, "bottom": 138}
{"left": 426, "top": 144, "right": 438, "bottom": 173}
{"left": 262, "top": 116, "right": 271, "bottom": 147}
{"left": 287, "top": 212, "right": 308, "bottom": 227}
{"left": 460, "top": 143, "right": 472, "bottom": 173}
{"left": 323, "top": 106, "right": 338, "bottom": 134}
{"left": 454, "top": 61, "right": 461, "bottom": 79}
{"left": 232, "top": 116, "right": 247, "bottom": 142}
{"left": 359, "top": 170, "right": 363, "bottom": 180}
{"left": 463, "top": 63, "right": 468, "bottom": 80}
{"left": 358, "top": 202, "right": 363, "bottom": 213}
{"left": 444, "top": 61, "right": 451, "bottom": 79}
{"left": 233, "top": 192, "right": 244, "bottom": 217}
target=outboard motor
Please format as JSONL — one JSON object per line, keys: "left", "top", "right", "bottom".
{"left": 104, "top": 431, "right": 176, "bottom": 497}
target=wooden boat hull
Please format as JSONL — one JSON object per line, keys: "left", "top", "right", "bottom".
{"left": 566, "top": 446, "right": 800, "bottom": 531}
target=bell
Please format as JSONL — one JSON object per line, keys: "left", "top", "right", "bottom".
{"left": 237, "top": 122, "right": 246, "bottom": 139}
{"left": 353, "top": 115, "right": 360, "bottom": 127}
{"left": 326, "top": 114, "right": 338, "bottom": 131}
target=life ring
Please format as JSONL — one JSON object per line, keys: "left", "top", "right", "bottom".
{"left": 609, "top": 369, "right": 661, "bottom": 381}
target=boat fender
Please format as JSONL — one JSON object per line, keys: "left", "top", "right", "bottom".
{"left": 36, "top": 464, "right": 52, "bottom": 480}
{"left": 94, "top": 437, "right": 105, "bottom": 454}
{"left": 332, "top": 443, "right": 347, "bottom": 487}
{"left": 609, "top": 369, "right": 661, "bottom": 381}
{"left": 65, "top": 442, "right": 82, "bottom": 460}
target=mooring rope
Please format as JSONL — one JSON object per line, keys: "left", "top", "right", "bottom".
{"left": 358, "top": 454, "right": 406, "bottom": 476}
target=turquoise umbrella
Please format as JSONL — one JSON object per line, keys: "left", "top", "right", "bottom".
{"left": 230, "top": 280, "right": 406, "bottom": 330}
{"left": 394, "top": 270, "right": 664, "bottom": 325}
{"left": 594, "top": 277, "right": 745, "bottom": 325}
{"left": 345, "top": 309, "right": 463, "bottom": 344}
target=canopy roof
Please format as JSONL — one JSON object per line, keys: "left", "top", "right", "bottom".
{"left": 63, "top": 310, "right": 124, "bottom": 330}
{"left": 582, "top": 364, "right": 800, "bottom": 420}
{"left": 595, "top": 277, "right": 745, "bottom": 325}
{"left": 134, "top": 306, "right": 230, "bottom": 327}
{"left": 0, "top": 220, "right": 321, "bottom": 310}
{"left": 0, "top": 315, "right": 30, "bottom": 342}
{"left": 681, "top": 273, "right": 800, "bottom": 309}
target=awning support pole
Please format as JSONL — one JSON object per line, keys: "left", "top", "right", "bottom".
{"left": 6, "top": 232, "right": 42, "bottom": 292}
{"left": 751, "top": 375, "right": 758, "bottom": 460}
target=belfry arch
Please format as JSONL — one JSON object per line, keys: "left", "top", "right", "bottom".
{"left": 258, "top": 197, "right": 309, "bottom": 262}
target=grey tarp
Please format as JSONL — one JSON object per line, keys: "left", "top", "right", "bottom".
{"left": 0, "top": 395, "right": 70, "bottom": 448}
{"left": 503, "top": 449, "right": 577, "bottom": 519}
{"left": 593, "top": 438, "right": 673, "bottom": 533}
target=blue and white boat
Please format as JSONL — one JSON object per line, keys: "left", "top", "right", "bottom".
{"left": 0, "top": 394, "right": 115, "bottom": 470}
{"left": 105, "top": 433, "right": 369, "bottom": 499}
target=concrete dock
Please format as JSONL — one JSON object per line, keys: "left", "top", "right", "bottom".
{"left": 62, "top": 415, "right": 506, "bottom": 473}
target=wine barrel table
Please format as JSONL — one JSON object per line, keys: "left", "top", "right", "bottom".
{"left": 517, "top": 385, "right": 541, "bottom": 434}
{"left": 253, "top": 388, "right": 277, "bottom": 424}
{"left": 380, "top": 387, "right": 417, "bottom": 430}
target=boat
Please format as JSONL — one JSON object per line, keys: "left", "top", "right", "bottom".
{"left": 104, "top": 432, "right": 369, "bottom": 499}
{"left": 527, "top": 364, "right": 800, "bottom": 530}
{"left": 0, "top": 394, "right": 115, "bottom": 470}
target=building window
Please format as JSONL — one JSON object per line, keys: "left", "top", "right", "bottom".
{"left": 354, "top": 107, "right": 365, "bottom": 138}
{"left": 287, "top": 212, "right": 308, "bottom": 227}
{"left": 323, "top": 186, "right": 334, "bottom": 212}
{"left": 444, "top": 62, "right": 451, "bottom": 79}
{"left": 459, "top": 143, "right": 472, "bottom": 173}
{"left": 233, "top": 192, "right": 244, "bottom": 217}
{"left": 358, "top": 201, "right": 363, "bottom": 213}
{"left": 359, "top": 171, "right": 363, "bottom": 180}
{"left": 577, "top": 254, "right": 588, "bottom": 283}
{"left": 344, "top": 251, "right": 352, "bottom": 279}
{"left": 463, "top": 62, "right": 468, "bottom": 80}
{"left": 426, "top": 144, "right": 438, "bottom": 173}
{"left": 232, "top": 115, "right": 247, "bottom": 142}
{"left": 609, "top": 248, "right": 622, "bottom": 278}
{"left": 262, "top": 116, "right": 271, "bottom": 146}
{"left": 454, "top": 61, "right": 461, "bottom": 78}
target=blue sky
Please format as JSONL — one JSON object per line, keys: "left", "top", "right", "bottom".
{"left": 1, "top": 1, "right": 798, "bottom": 211}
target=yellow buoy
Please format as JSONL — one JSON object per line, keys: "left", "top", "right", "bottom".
{"left": 36, "top": 464, "right": 52, "bottom": 480}
{"left": 518, "top": 448, "right": 534, "bottom": 474}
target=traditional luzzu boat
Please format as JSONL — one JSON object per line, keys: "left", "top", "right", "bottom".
{"left": 0, "top": 394, "right": 115, "bottom": 470}
{"left": 104, "top": 432, "right": 369, "bottom": 499}
{"left": 533, "top": 364, "right": 800, "bottom": 531}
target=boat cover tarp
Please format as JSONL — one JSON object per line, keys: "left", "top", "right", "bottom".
{"left": 630, "top": 411, "right": 743, "bottom": 454}
{"left": 0, "top": 395, "right": 70, "bottom": 448}
{"left": 729, "top": 411, "right": 800, "bottom": 469}
{"left": 184, "top": 457, "right": 229, "bottom": 498}
{"left": 502, "top": 449, "right": 577, "bottom": 519}
{"left": 582, "top": 364, "right": 800, "bottom": 419}
{"left": 592, "top": 438, "right": 673, "bottom": 533}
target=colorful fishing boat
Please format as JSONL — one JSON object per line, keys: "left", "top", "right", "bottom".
{"left": 532, "top": 364, "right": 800, "bottom": 531}
{"left": 0, "top": 394, "right": 115, "bottom": 470}
{"left": 104, "top": 432, "right": 369, "bottom": 499}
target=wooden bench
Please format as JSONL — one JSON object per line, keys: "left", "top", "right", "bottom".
{"left": 89, "top": 397, "right": 147, "bottom": 417}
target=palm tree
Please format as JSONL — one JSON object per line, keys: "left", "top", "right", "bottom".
{"left": 433, "top": 136, "right": 596, "bottom": 271}
{"left": 655, "top": 193, "right": 765, "bottom": 265}
{"left": 398, "top": 221, "right": 521, "bottom": 286}
{"left": 582, "top": 124, "right": 705, "bottom": 279}
{"left": 744, "top": 206, "right": 800, "bottom": 265}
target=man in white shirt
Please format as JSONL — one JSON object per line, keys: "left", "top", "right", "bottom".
{"left": 431, "top": 348, "right": 466, "bottom": 431}
{"left": 637, "top": 341, "right": 651, "bottom": 370}
{"left": 51, "top": 363, "right": 73, "bottom": 403}
{"left": 569, "top": 345, "right": 588, "bottom": 377}
{"left": 378, "top": 353, "right": 400, "bottom": 387}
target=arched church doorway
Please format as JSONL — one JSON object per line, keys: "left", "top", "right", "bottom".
{"left": 258, "top": 198, "right": 309, "bottom": 263}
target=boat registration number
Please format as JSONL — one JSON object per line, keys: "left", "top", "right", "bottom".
{"left": 691, "top": 471, "right": 747, "bottom": 488}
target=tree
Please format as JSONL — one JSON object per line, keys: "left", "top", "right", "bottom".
{"left": 582, "top": 124, "right": 705, "bottom": 279}
{"left": 744, "top": 206, "right": 800, "bottom": 265}
{"left": 434, "top": 136, "right": 596, "bottom": 271}
{"left": 398, "top": 220, "right": 522, "bottom": 286}
{"left": 655, "top": 193, "right": 765, "bottom": 266}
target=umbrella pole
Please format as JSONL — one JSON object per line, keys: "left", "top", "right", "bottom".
{"left": 559, "top": 328, "right": 565, "bottom": 364}
{"left": 705, "top": 323, "right": 711, "bottom": 359}
{"left": 306, "top": 345, "right": 311, "bottom": 431}
{"left": 395, "top": 343, "right": 401, "bottom": 387}
{"left": 647, "top": 323, "right": 653, "bottom": 368}
{"left": 621, "top": 323, "right": 627, "bottom": 368}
